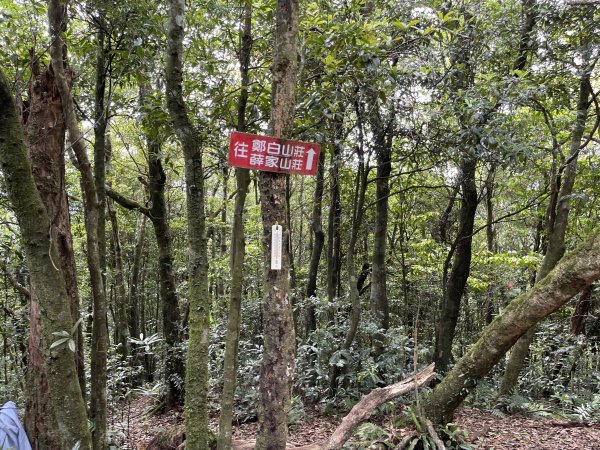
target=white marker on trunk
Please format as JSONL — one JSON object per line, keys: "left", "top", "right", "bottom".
{"left": 271, "top": 224, "right": 283, "bottom": 270}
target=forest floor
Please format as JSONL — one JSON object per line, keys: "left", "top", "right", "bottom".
{"left": 114, "top": 396, "right": 600, "bottom": 449}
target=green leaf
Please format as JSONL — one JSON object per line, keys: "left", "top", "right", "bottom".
{"left": 52, "top": 330, "right": 70, "bottom": 338}
{"left": 71, "top": 317, "right": 84, "bottom": 335}
{"left": 50, "top": 337, "right": 70, "bottom": 349}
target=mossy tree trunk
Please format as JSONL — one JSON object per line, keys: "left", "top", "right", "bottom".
{"left": 424, "top": 226, "right": 600, "bottom": 424}
{"left": 254, "top": 0, "right": 299, "bottom": 448}
{"left": 20, "top": 54, "right": 85, "bottom": 448}
{"left": 148, "top": 138, "right": 185, "bottom": 408}
{"left": 48, "top": 1, "right": 109, "bottom": 447}
{"left": 217, "top": 2, "right": 252, "bottom": 448}
{"left": 166, "top": 0, "right": 210, "bottom": 448}
{"left": 0, "top": 68, "right": 91, "bottom": 450}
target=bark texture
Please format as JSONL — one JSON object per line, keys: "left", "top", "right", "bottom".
{"left": 148, "top": 139, "right": 184, "bottom": 407}
{"left": 255, "top": 0, "right": 299, "bottom": 448}
{"left": 166, "top": 0, "right": 210, "bottom": 447}
{"left": 424, "top": 227, "right": 600, "bottom": 424}
{"left": 48, "top": 1, "right": 108, "bottom": 447}
{"left": 20, "top": 57, "right": 84, "bottom": 448}
{"left": 0, "top": 68, "right": 91, "bottom": 449}
{"left": 217, "top": 2, "right": 252, "bottom": 448}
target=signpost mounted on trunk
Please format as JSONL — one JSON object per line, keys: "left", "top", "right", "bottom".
{"left": 228, "top": 131, "right": 320, "bottom": 271}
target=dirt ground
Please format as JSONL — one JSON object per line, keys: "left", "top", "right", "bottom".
{"left": 113, "top": 396, "right": 600, "bottom": 449}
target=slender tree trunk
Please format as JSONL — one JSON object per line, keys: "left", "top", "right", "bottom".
{"left": 94, "top": 13, "right": 108, "bottom": 297}
{"left": 105, "top": 135, "right": 184, "bottom": 401}
{"left": 305, "top": 151, "right": 325, "bottom": 335}
{"left": 0, "top": 68, "right": 91, "bottom": 449}
{"left": 255, "top": 0, "right": 299, "bottom": 448}
{"left": 570, "top": 285, "right": 593, "bottom": 335}
{"left": 108, "top": 201, "right": 130, "bottom": 360}
{"left": 424, "top": 226, "right": 600, "bottom": 424}
{"left": 129, "top": 214, "right": 147, "bottom": 380}
{"left": 484, "top": 167, "right": 496, "bottom": 324}
{"left": 148, "top": 140, "right": 185, "bottom": 407}
{"left": 166, "top": 0, "right": 210, "bottom": 447}
{"left": 500, "top": 62, "right": 591, "bottom": 396}
{"left": 434, "top": 156, "right": 478, "bottom": 372}
{"left": 369, "top": 114, "right": 393, "bottom": 356}
{"left": 48, "top": 1, "right": 108, "bottom": 447}
{"left": 217, "top": 2, "right": 252, "bottom": 448}
{"left": 327, "top": 122, "right": 342, "bottom": 306}
{"left": 329, "top": 156, "right": 369, "bottom": 396}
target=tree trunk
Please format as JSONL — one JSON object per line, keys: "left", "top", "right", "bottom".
{"left": 20, "top": 55, "right": 85, "bottom": 448}
{"left": 148, "top": 139, "right": 185, "bottom": 408}
{"left": 500, "top": 61, "right": 591, "bottom": 396}
{"left": 327, "top": 122, "right": 342, "bottom": 306}
{"left": 329, "top": 156, "right": 369, "bottom": 396}
{"left": 434, "top": 156, "right": 478, "bottom": 372}
{"left": 0, "top": 67, "right": 91, "bottom": 449}
{"left": 107, "top": 200, "right": 130, "bottom": 361}
{"left": 570, "top": 285, "right": 593, "bottom": 335}
{"left": 48, "top": 1, "right": 108, "bottom": 447}
{"left": 129, "top": 214, "right": 147, "bottom": 380}
{"left": 305, "top": 150, "right": 325, "bottom": 335}
{"left": 255, "top": 0, "right": 299, "bottom": 448}
{"left": 217, "top": 3, "right": 252, "bottom": 449}
{"left": 424, "top": 226, "right": 600, "bottom": 424}
{"left": 369, "top": 114, "right": 393, "bottom": 357}
{"left": 166, "top": 0, "right": 210, "bottom": 447}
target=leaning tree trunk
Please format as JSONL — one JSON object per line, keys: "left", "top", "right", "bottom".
{"left": 0, "top": 68, "right": 91, "bottom": 450}
{"left": 254, "top": 0, "right": 300, "bottom": 448}
{"left": 424, "top": 226, "right": 600, "bottom": 424}
{"left": 217, "top": 2, "right": 252, "bottom": 448}
{"left": 166, "top": 0, "right": 210, "bottom": 447}
{"left": 48, "top": 1, "right": 108, "bottom": 448}
{"left": 500, "top": 60, "right": 591, "bottom": 396}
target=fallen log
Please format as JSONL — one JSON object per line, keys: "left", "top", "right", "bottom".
{"left": 231, "top": 363, "right": 436, "bottom": 450}
{"left": 324, "top": 363, "right": 436, "bottom": 450}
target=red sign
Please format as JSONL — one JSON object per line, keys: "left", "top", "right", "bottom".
{"left": 228, "top": 131, "right": 320, "bottom": 176}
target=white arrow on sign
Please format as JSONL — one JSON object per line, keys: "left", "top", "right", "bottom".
{"left": 305, "top": 148, "right": 316, "bottom": 171}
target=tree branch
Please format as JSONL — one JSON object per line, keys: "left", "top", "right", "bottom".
{"left": 105, "top": 186, "right": 150, "bottom": 217}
